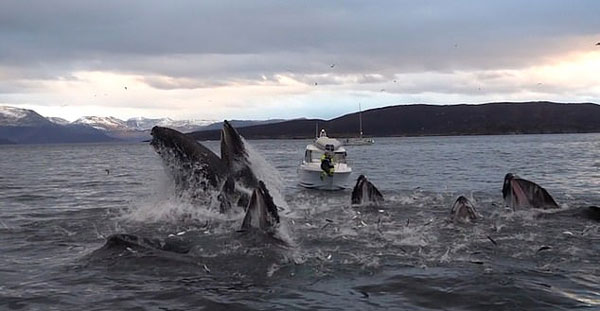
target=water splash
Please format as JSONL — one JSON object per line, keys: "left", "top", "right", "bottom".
{"left": 120, "top": 170, "right": 241, "bottom": 227}
{"left": 243, "top": 138, "right": 289, "bottom": 213}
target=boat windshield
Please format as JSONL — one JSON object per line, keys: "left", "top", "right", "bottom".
{"left": 304, "top": 147, "right": 347, "bottom": 164}
{"left": 304, "top": 150, "right": 312, "bottom": 162}
{"left": 333, "top": 151, "right": 347, "bottom": 163}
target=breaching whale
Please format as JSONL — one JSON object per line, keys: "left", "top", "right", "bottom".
{"left": 502, "top": 173, "right": 559, "bottom": 210}
{"left": 351, "top": 175, "right": 384, "bottom": 205}
{"left": 450, "top": 196, "right": 478, "bottom": 223}
{"left": 150, "top": 121, "right": 281, "bottom": 232}
{"left": 150, "top": 121, "right": 260, "bottom": 210}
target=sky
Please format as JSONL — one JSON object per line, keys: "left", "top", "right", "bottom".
{"left": 0, "top": 0, "right": 599, "bottom": 122}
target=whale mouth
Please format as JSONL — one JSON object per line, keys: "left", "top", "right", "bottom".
{"left": 451, "top": 196, "right": 478, "bottom": 221}
{"left": 503, "top": 173, "right": 559, "bottom": 210}
{"left": 148, "top": 123, "right": 283, "bottom": 235}
{"left": 241, "top": 181, "right": 280, "bottom": 232}
{"left": 351, "top": 175, "right": 384, "bottom": 205}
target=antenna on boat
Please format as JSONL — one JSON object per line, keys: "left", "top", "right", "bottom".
{"left": 359, "top": 103, "right": 363, "bottom": 138}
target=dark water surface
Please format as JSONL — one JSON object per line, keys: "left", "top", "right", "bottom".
{"left": 1, "top": 134, "right": 599, "bottom": 310}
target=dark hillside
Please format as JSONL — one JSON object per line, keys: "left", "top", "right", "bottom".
{"left": 190, "top": 102, "right": 600, "bottom": 140}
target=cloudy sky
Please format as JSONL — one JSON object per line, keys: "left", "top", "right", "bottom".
{"left": 1, "top": 0, "right": 599, "bottom": 121}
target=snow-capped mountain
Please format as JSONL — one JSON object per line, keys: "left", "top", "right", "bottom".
{"left": 47, "top": 117, "right": 70, "bottom": 125}
{"left": 126, "top": 117, "right": 174, "bottom": 131}
{"left": 126, "top": 117, "right": 217, "bottom": 132}
{"left": 73, "top": 116, "right": 129, "bottom": 131}
{"left": 165, "top": 119, "right": 217, "bottom": 132}
{"left": 0, "top": 105, "right": 287, "bottom": 144}
{"left": 0, "top": 106, "right": 116, "bottom": 144}
{"left": 0, "top": 106, "right": 51, "bottom": 127}
{"left": 71, "top": 116, "right": 217, "bottom": 140}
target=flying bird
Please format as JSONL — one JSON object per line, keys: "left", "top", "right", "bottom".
{"left": 330, "top": 64, "right": 335, "bottom": 68}
{"left": 596, "top": 42, "right": 600, "bottom": 46}
{"left": 124, "top": 86, "right": 128, "bottom": 90}
{"left": 314, "top": 82, "right": 318, "bottom": 86}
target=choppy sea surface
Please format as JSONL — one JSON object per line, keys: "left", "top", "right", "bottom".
{"left": 1, "top": 134, "right": 599, "bottom": 310}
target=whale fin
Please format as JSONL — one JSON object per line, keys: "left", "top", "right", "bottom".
{"left": 351, "top": 175, "right": 384, "bottom": 205}
{"left": 241, "top": 181, "right": 280, "bottom": 231}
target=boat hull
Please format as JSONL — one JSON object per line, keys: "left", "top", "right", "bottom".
{"left": 298, "top": 166, "right": 352, "bottom": 190}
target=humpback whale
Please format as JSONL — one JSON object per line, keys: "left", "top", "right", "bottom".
{"left": 150, "top": 121, "right": 261, "bottom": 211}
{"left": 450, "top": 196, "right": 478, "bottom": 223}
{"left": 351, "top": 175, "right": 384, "bottom": 205}
{"left": 150, "top": 121, "right": 281, "bottom": 233}
{"left": 502, "top": 173, "right": 559, "bottom": 210}
{"left": 241, "top": 181, "right": 280, "bottom": 232}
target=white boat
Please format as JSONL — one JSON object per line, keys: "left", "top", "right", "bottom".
{"left": 298, "top": 129, "right": 352, "bottom": 190}
{"left": 342, "top": 103, "right": 375, "bottom": 146}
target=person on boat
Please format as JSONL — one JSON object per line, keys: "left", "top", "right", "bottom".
{"left": 320, "top": 152, "right": 335, "bottom": 179}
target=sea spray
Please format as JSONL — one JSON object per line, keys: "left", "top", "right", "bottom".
{"left": 120, "top": 169, "right": 241, "bottom": 228}
{"left": 243, "top": 138, "right": 290, "bottom": 213}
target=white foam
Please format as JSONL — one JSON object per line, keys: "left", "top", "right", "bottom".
{"left": 119, "top": 171, "right": 243, "bottom": 230}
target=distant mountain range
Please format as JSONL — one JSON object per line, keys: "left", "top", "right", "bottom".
{"left": 0, "top": 106, "right": 284, "bottom": 144}
{"left": 3, "top": 101, "right": 600, "bottom": 145}
{"left": 190, "top": 101, "right": 600, "bottom": 140}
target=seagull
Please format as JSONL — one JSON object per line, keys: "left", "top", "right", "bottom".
{"left": 105, "top": 169, "right": 110, "bottom": 175}
{"left": 330, "top": 64, "right": 335, "bottom": 68}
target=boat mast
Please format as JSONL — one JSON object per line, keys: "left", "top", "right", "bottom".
{"left": 315, "top": 121, "right": 318, "bottom": 139}
{"left": 358, "top": 103, "right": 363, "bottom": 138}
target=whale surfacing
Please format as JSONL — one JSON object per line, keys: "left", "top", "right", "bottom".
{"left": 450, "top": 196, "right": 478, "bottom": 223}
{"left": 502, "top": 173, "right": 559, "bottom": 210}
{"left": 150, "top": 121, "right": 284, "bottom": 236}
{"left": 351, "top": 175, "right": 384, "bottom": 205}
{"left": 150, "top": 121, "right": 262, "bottom": 211}
{"left": 241, "top": 181, "right": 280, "bottom": 232}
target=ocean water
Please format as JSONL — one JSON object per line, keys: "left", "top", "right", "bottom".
{"left": 1, "top": 134, "right": 599, "bottom": 310}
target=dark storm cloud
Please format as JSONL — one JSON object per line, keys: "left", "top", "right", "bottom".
{"left": 1, "top": 0, "right": 599, "bottom": 85}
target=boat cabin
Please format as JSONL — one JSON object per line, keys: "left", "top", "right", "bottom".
{"left": 304, "top": 130, "right": 347, "bottom": 164}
